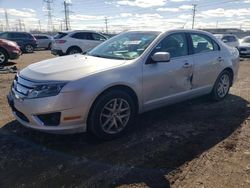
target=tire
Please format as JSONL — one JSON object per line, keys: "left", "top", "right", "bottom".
{"left": 210, "top": 70, "right": 232, "bottom": 101}
{"left": 88, "top": 90, "right": 136, "bottom": 140}
{"left": 67, "top": 47, "right": 82, "bottom": 55}
{"left": 0, "top": 49, "right": 8, "bottom": 65}
{"left": 24, "top": 44, "right": 34, "bottom": 53}
{"left": 46, "top": 43, "right": 52, "bottom": 50}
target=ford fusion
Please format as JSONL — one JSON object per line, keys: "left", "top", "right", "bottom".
{"left": 8, "top": 30, "right": 240, "bottom": 139}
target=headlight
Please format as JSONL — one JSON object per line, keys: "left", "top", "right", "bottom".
{"left": 6, "top": 41, "right": 17, "bottom": 47}
{"left": 27, "top": 83, "right": 67, "bottom": 99}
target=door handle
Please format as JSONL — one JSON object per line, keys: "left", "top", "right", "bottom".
{"left": 183, "top": 62, "right": 192, "bottom": 68}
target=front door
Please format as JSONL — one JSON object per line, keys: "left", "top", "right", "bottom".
{"left": 143, "top": 33, "right": 194, "bottom": 111}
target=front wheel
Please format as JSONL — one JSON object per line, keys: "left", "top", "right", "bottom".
{"left": 88, "top": 90, "right": 136, "bottom": 140}
{"left": 210, "top": 70, "right": 232, "bottom": 101}
{"left": 0, "top": 49, "right": 8, "bottom": 65}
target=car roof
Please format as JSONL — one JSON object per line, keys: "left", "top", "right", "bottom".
{"left": 33, "top": 34, "right": 51, "bottom": 37}
{"left": 59, "top": 30, "right": 100, "bottom": 34}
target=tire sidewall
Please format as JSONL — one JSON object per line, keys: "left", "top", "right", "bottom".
{"left": 88, "top": 90, "right": 136, "bottom": 140}
{"left": 211, "top": 70, "right": 231, "bottom": 101}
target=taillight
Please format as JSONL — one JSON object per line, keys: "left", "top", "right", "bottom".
{"left": 55, "top": 40, "right": 66, "bottom": 44}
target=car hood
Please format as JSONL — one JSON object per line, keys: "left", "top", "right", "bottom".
{"left": 240, "top": 43, "right": 250, "bottom": 48}
{"left": 20, "top": 54, "right": 126, "bottom": 81}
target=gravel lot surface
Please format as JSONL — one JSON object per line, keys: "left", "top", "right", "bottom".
{"left": 0, "top": 51, "right": 249, "bottom": 188}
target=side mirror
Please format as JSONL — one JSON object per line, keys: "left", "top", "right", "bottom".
{"left": 151, "top": 52, "right": 170, "bottom": 63}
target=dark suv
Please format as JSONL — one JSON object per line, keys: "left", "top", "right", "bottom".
{"left": 0, "top": 32, "right": 37, "bottom": 53}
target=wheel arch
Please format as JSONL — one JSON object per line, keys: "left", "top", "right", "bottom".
{"left": 0, "top": 47, "right": 9, "bottom": 58}
{"left": 222, "top": 67, "right": 234, "bottom": 86}
{"left": 66, "top": 45, "right": 82, "bottom": 54}
{"left": 86, "top": 84, "right": 139, "bottom": 126}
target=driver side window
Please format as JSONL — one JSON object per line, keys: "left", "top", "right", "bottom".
{"left": 153, "top": 33, "right": 188, "bottom": 59}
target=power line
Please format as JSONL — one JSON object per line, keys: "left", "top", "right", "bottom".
{"left": 105, "top": 17, "right": 108, "bottom": 33}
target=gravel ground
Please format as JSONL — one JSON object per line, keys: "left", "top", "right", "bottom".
{"left": 0, "top": 51, "right": 249, "bottom": 188}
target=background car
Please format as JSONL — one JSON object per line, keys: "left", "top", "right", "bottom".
{"left": 239, "top": 36, "right": 250, "bottom": 57}
{"left": 0, "top": 38, "right": 21, "bottom": 65}
{"left": 33, "top": 34, "right": 53, "bottom": 50}
{"left": 51, "top": 30, "right": 108, "bottom": 56}
{"left": 0, "top": 31, "right": 37, "bottom": 53}
{"left": 214, "top": 34, "right": 239, "bottom": 48}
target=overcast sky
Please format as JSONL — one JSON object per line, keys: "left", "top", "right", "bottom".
{"left": 0, "top": 0, "right": 250, "bottom": 32}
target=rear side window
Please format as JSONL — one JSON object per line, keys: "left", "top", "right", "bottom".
{"left": 54, "top": 32, "right": 67, "bottom": 39}
{"left": 71, "top": 32, "right": 92, "bottom": 40}
{"left": 191, "top": 34, "right": 219, "bottom": 54}
{"left": 35, "top": 35, "right": 48, "bottom": 39}
{"left": 9, "top": 33, "right": 31, "bottom": 39}
{"left": 0, "top": 32, "right": 8, "bottom": 39}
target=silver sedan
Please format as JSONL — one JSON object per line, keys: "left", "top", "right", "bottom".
{"left": 8, "top": 29, "right": 240, "bottom": 139}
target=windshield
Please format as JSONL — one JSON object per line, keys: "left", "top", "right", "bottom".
{"left": 88, "top": 32, "right": 159, "bottom": 60}
{"left": 242, "top": 37, "right": 250, "bottom": 43}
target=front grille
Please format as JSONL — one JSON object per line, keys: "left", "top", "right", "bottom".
{"left": 12, "top": 74, "right": 35, "bottom": 97}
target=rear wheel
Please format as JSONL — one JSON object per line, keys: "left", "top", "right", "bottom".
{"left": 46, "top": 43, "right": 52, "bottom": 50}
{"left": 24, "top": 44, "right": 34, "bottom": 53}
{"left": 0, "top": 49, "right": 8, "bottom": 65}
{"left": 88, "top": 90, "right": 136, "bottom": 140}
{"left": 67, "top": 47, "right": 82, "bottom": 55}
{"left": 210, "top": 70, "right": 232, "bottom": 101}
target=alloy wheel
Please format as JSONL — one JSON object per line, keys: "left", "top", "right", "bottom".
{"left": 25, "top": 45, "right": 33, "bottom": 53}
{"left": 217, "top": 74, "right": 230, "bottom": 98}
{"left": 100, "top": 98, "right": 131, "bottom": 134}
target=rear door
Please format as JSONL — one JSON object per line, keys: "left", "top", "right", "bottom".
{"left": 143, "top": 32, "right": 194, "bottom": 110}
{"left": 189, "top": 33, "right": 222, "bottom": 91}
{"left": 8, "top": 33, "right": 24, "bottom": 47}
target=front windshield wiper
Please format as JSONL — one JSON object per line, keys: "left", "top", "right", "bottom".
{"left": 87, "top": 53, "right": 126, "bottom": 60}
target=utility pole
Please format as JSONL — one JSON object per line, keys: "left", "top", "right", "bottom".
{"left": 44, "top": 0, "right": 53, "bottom": 31}
{"left": 192, "top": 4, "right": 197, "bottom": 29}
{"left": 18, "top": 19, "right": 22, "bottom": 31}
{"left": 105, "top": 17, "right": 108, "bottom": 34}
{"left": 38, "top": 20, "right": 42, "bottom": 31}
{"left": 63, "top": 0, "right": 71, "bottom": 30}
{"left": 216, "top": 20, "right": 218, "bottom": 28}
{"left": 4, "top": 9, "right": 9, "bottom": 31}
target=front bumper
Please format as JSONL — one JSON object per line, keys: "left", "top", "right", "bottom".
{"left": 9, "top": 51, "right": 21, "bottom": 60}
{"left": 7, "top": 91, "right": 87, "bottom": 134}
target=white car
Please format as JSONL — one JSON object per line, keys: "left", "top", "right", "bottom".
{"left": 8, "top": 30, "right": 239, "bottom": 140}
{"left": 214, "top": 34, "right": 239, "bottom": 48}
{"left": 51, "top": 30, "right": 108, "bottom": 56}
{"left": 239, "top": 36, "right": 250, "bottom": 57}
